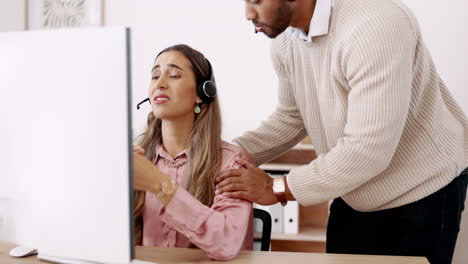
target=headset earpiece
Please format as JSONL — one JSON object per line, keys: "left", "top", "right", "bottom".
{"left": 197, "top": 58, "right": 217, "bottom": 104}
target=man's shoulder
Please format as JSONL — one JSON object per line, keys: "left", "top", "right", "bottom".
{"left": 332, "top": 0, "right": 418, "bottom": 33}
{"left": 329, "top": 0, "right": 419, "bottom": 47}
{"left": 334, "top": 0, "right": 412, "bottom": 16}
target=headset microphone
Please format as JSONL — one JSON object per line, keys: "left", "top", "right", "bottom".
{"left": 136, "top": 98, "right": 149, "bottom": 110}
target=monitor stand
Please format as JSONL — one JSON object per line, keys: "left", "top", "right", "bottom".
{"left": 38, "top": 254, "right": 158, "bottom": 264}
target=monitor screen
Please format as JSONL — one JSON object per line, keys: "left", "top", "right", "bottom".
{"left": 0, "top": 27, "right": 134, "bottom": 264}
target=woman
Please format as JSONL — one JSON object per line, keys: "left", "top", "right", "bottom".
{"left": 132, "top": 44, "right": 253, "bottom": 260}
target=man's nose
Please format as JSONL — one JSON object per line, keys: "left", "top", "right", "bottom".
{"left": 245, "top": 5, "right": 257, "bottom": 21}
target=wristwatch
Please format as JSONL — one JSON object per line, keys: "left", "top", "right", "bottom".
{"left": 155, "top": 179, "right": 177, "bottom": 199}
{"left": 272, "top": 176, "right": 288, "bottom": 206}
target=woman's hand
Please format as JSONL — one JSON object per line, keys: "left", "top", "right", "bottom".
{"left": 133, "top": 145, "right": 145, "bottom": 155}
{"left": 132, "top": 153, "right": 161, "bottom": 193}
{"left": 132, "top": 153, "right": 176, "bottom": 206}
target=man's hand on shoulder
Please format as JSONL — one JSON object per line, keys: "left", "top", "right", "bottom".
{"left": 215, "top": 158, "right": 278, "bottom": 206}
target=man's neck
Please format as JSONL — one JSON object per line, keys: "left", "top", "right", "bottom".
{"left": 290, "top": 0, "right": 317, "bottom": 34}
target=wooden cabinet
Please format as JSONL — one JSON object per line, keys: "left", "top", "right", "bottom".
{"left": 258, "top": 143, "right": 330, "bottom": 253}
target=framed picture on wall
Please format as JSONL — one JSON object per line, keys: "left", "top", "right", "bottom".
{"left": 26, "top": 0, "right": 104, "bottom": 30}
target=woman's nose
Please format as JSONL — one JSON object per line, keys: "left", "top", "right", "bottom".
{"left": 156, "top": 75, "right": 168, "bottom": 90}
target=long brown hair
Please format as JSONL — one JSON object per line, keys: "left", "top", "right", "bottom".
{"left": 134, "top": 44, "right": 222, "bottom": 246}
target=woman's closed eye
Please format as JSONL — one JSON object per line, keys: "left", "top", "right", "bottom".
{"left": 151, "top": 74, "right": 180, "bottom": 80}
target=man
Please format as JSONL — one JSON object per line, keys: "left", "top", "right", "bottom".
{"left": 215, "top": 0, "right": 468, "bottom": 263}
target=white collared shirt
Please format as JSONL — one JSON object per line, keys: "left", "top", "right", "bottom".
{"left": 287, "top": 0, "right": 333, "bottom": 43}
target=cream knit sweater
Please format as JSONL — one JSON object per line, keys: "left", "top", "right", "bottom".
{"left": 235, "top": 0, "right": 468, "bottom": 211}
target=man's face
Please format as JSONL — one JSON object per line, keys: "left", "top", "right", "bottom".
{"left": 245, "top": 0, "right": 293, "bottom": 39}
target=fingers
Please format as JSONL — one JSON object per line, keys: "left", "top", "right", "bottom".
{"left": 215, "top": 168, "right": 245, "bottom": 183}
{"left": 215, "top": 182, "right": 249, "bottom": 195}
{"left": 133, "top": 145, "right": 145, "bottom": 155}
{"left": 235, "top": 157, "right": 256, "bottom": 170}
{"left": 235, "top": 157, "right": 247, "bottom": 167}
{"left": 133, "top": 145, "right": 142, "bottom": 152}
{"left": 216, "top": 177, "right": 244, "bottom": 190}
{"left": 222, "top": 191, "right": 248, "bottom": 200}
{"left": 223, "top": 191, "right": 259, "bottom": 203}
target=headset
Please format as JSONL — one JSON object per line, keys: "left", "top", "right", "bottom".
{"left": 197, "top": 58, "right": 217, "bottom": 104}
{"left": 136, "top": 58, "right": 217, "bottom": 110}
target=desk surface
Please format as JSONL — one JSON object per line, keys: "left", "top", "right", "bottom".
{"left": 0, "top": 241, "right": 429, "bottom": 264}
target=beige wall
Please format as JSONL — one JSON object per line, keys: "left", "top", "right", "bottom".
{"left": 0, "top": 0, "right": 25, "bottom": 31}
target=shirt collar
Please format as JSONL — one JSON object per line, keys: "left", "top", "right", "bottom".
{"left": 287, "top": 0, "right": 333, "bottom": 43}
{"left": 154, "top": 141, "right": 188, "bottom": 163}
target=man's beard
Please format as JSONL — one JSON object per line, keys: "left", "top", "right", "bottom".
{"left": 265, "top": 6, "right": 292, "bottom": 38}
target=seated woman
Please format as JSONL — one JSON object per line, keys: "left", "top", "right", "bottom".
{"left": 132, "top": 44, "right": 253, "bottom": 260}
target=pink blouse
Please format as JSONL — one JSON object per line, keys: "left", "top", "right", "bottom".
{"left": 142, "top": 141, "right": 253, "bottom": 260}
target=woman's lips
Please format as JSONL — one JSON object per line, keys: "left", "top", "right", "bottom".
{"left": 153, "top": 94, "right": 170, "bottom": 104}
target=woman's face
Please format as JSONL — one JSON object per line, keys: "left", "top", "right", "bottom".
{"left": 149, "top": 51, "right": 200, "bottom": 120}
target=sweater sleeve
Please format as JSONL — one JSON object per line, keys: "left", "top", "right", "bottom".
{"left": 234, "top": 36, "right": 308, "bottom": 165}
{"left": 288, "top": 9, "right": 418, "bottom": 206}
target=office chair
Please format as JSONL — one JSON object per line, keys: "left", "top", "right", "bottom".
{"left": 253, "top": 208, "right": 272, "bottom": 251}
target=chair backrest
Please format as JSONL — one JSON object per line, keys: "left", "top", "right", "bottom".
{"left": 253, "top": 208, "right": 272, "bottom": 251}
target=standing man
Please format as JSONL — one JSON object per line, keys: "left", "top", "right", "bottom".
{"left": 215, "top": 0, "right": 468, "bottom": 263}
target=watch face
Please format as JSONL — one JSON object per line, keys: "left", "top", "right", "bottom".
{"left": 161, "top": 180, "right": 176, "bottom": 195}
{"left": 273, "top": 178, "right": 286, "bottom": 193}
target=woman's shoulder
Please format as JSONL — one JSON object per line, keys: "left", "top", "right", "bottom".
{"left": 220, "top": 141, "right": 251, "bottom": 169}
{"left": 221, "top": 141, "right": 249, "bottom": 157}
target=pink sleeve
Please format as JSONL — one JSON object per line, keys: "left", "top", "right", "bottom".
{"left": 156, "top": 155, "right": 253, "bottom": 260}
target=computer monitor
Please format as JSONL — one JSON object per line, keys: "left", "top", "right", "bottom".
{"left": 0, "top": 27, "right": 134, "bottom": 264}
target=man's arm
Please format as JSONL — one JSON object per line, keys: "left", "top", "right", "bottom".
{"left": 234, "top": 38, "right": 307, "bottom": 166}
{"left": 219, "top": 8, "right": 418, "bottom": 207}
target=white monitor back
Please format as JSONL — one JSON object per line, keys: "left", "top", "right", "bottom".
{"left": 0, "top": 27, "right": 133, "bottom": 264}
